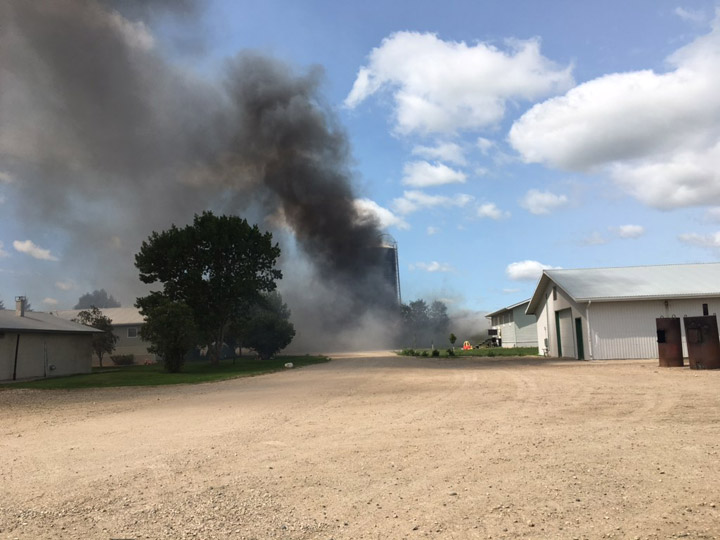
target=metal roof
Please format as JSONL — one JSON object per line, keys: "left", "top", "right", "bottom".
{"left": 53, "top": 307, "right": 144, "bottom": 325}
{"left": 486, "top": 299, "right": 531, "bottom": 318}
{"left": 527, "top": 262, "right": 720, "bottom": 314}
{"left": 0, "top": 310, "right": 101, "bottom": 334}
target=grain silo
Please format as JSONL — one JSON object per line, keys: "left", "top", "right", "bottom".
{"left": 375, "top": 234, "right": 401, "bottom": 305}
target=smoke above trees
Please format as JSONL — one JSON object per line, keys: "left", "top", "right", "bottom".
{"left": 1, "top": 0, "right": 397, "bottom": 347}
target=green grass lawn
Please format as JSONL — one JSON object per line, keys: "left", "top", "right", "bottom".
{"left": 1, "top": 355, "right": 330, "bottom": 390}
{"left": 398, "top": 347, "right": 539, "bottom": 358}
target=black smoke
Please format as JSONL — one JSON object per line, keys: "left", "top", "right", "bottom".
{"left": 0, "top": 0, "right": 397, "bottom": 342}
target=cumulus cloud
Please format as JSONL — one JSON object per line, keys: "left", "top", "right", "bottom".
{"left": 345, "top": 31, "right": 573, "bottom": 135}
{"left": 477, "top": 137, "right": 495, "bottom": 155}
{"left": 392, "top": 190, "right": 474, "bottom": 215}
{"left": 0, "top": 241, "right": 8, "bottom": 258}
{"left": 477, "top": 202, "right": 510, "bottom": 220}
{"left": 412, "top": 142, "right": 467, "bottom": 165}
{"left": 503, "top": 288, "right": 520, "bottom": 294}
{"left": 678, "top": 231, "right": 720, "bottom": 248}
{"left": 42, "top": 297, "right": 59, "bottom": 306}
{"left": 55, "top": 280, "right": 75, "bottom": 291}
{"left": 519, "top": 189, "right": 568, "bottom": 215}
{"left": 506, "top": 260, "right": 561, "bottom": 281}
{"left": 354, "top": 198, "right": 410, "bottom": 230}
{"left": 410, "top": 261, "right": 454, "bottom": 272}
{"left": 13, "top": 240, "right": 59, "bottom": 261}
{"left": 402, "top": 160, "right": 467, "bottom": 187}
{"left": 675, "top": 6, "right": 707, "bottom": 24}
{"left": 509, "top": 16, "right": 720, "bottom": 209}
{"left": 427, "top": 226, "right": 439, "bottom": 235}
{"left": 615, "top": 224, "right": 645, "bottom": 238}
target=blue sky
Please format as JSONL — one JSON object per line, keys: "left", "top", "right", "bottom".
{"left": 2, "top": 0, "right": 720, "bottom": 315}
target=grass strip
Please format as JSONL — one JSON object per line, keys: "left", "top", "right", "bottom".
{"left": 1, "top": 355, "right": 330, "bottom": 390}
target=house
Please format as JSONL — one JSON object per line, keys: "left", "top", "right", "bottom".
{"left": 1, "top": 297, "right": 100, "bottom": 381}
{"left": 54, "top": 307, "right": 156, "bottom": 364}
{"left": 485, "top": 299, "right": 538, "bottom": 348}
{"left": 526, "top": 262, "right": 720, "bottom": 360}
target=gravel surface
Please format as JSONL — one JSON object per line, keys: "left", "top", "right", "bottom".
{"left": 1, "top": 354, "right": 720, "bottom": 539}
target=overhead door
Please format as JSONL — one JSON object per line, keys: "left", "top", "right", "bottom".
{"left": 556, "top": 309, "right": 575, "bottom": 358}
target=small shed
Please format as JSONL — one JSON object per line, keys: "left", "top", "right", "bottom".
{"left": 526, "top": 262, "right": 720, "bottom": 360}
{"left": 486, "top": 299, "right": 538, "bottom": 348}
{"left": 1, "top": 298, "right": 99, "bottom": 381}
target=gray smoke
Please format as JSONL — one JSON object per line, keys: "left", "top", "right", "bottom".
{"left": 0, "top": 0, "right": 396, "bottom": 342}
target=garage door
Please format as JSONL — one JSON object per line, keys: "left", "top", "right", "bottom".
{"left": 556, "top": 309, "right": 575, "bottom": 358}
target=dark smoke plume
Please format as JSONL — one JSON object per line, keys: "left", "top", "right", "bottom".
{"left": 0, "top": 0, "right": 396, "bottom": 344}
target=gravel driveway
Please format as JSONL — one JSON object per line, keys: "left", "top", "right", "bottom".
{"left": 1, "top": 355, "right": 719, "bottom": 539}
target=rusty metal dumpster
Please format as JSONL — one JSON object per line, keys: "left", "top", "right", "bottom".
{"left": 683, "top": 315, "right": 720, "bottom": 370}
{"left": 656, "top": 317, "right": 683, "bottom": 367}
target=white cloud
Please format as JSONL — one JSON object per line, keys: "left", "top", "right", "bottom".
{"left": 0, "top": 241, "right": 8, "bottom": 258}
{"left": 42, "top": 297, "right": 58, "bottom": 306}
{"left": 615, "top": 224, "right": 645, "bottom": 238}
{"left": 354, "top": 198, "right": 410, "bottom": 230}
{"left": 506, "top": 260, "right": 561, "bottom": 281}
{"left": 503, "top": 288, "right": 521, "bottom": 294}
{"left": 345, "top": 31, "right": 573, "bottom": 135}
{"left": 13, "top": 239, "right": 59, "bottom": 261}
{"left": 410, "top": 261, "right": 454, "bottom": 272}
{"left": 392, "top": 190, "right": 474, "bottom": 215}
{"left": 509, "top": 17, "right": 720, "bottom": 210}
{"left": 55, "top": 280, "right": 75, "bottom": 291}
{"left": 0, "top": 171, "right": 14, "bottom": 183}
{"left": 402, "top": 160, "right": 467, "bottom": 187}
{"left": 412, "top": 142, "right": 467, "bottom": 165}
{"left": 678, "top": 231, "right": 720, "bottom": 248}
{"left": 675, "top": 6, "right": 707, "bottom": 24}
{"left": 477, "top": 137, "right": 495, "bottom": 155}
{"left": 477, "top": 202, "right": 510, "bottom": 220}
{"left": 581, "top": 232, "right": 607, "bottom": 246}
{"left": 427, "top": 226, "right": 439, "bottom": 235}
{"left": 519, "top": 189, "right": 568, "bottom": 215}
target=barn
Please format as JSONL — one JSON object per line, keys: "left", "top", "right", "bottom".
{"left": 486, "top": 299, "right": 538, "bottom": 348}
{"left": 525, "top": 263, "right": 720, "bottom": 360}
{"left": 1, "top": 298, "right": 100, "bottom": 381}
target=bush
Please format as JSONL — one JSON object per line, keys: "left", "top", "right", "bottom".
{"left": 401, "top": 348, "right": 417, "bottom": 356}
{"left": 446, "top": 348, "right": 455, "bottom": 356}
{"left": 431, "top": 349, "right": 440, "bottom": 357}
{"left": 110, "top": 354, "right": 135, "bottom": 366}
{"left": 421, "top": 350, "right": 429, "bottom": 357}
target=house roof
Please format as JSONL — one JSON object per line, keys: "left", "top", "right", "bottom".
{"left": 53, "top": 307, "right": 144, "bottom": 325}
{"left": 486, "top": 299, "right": 530, "bottom": 319}
{"left": 527, "top": 262, "right": 720, "bottom": 314}
{"left": 0, "top": 310, "right": 101, "bottom": 334}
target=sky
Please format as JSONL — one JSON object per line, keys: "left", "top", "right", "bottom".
{"left": 2, "top": 0, "right": 720, "bottom": 317}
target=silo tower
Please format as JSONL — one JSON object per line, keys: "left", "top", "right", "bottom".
{"left": 377, "top": 233, "right": 401, "bottom": 305}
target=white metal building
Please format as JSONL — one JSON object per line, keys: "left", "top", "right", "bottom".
{"left": 526, "top": 263, "right": 720, "bottom": 360}
{"left": 1, "top": 299, "right": 99, "bottom": 381}
{"left": 486, "top": 299, "right": 538, "bottom": 348}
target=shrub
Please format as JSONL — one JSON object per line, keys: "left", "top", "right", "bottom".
{"left": 110, "top": 354, "right": 135, "bottom": 366}
{"left": 431, "top": 349, "right": 440, "bottom": 357}
{"left": 401, "top": 348, "right": 417, "bottom": 356}
{"left": 421, "top": 350, "right": 429, "bottom": 357}
{"left": 446, "top": 348, "right": 455, "bottom": 357}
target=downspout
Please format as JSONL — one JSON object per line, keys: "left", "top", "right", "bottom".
{"left": 586, "top": 301, "right": 594, "bottom": 361}
{"left": 13, "top": 334, "right": 20, "bottom": 381}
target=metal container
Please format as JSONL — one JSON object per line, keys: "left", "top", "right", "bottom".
{"left": 683, "top": 315, "right": 720, "bottom": 370}
{"left": 656, "top": 317, "right": 683, "bottom": 367}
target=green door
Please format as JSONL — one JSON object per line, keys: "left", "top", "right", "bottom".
{"left": 575, "top": 317, "right": 585, "bottom": 360}
{"left": 555, "top": 311, "right": 562, "bottom": 357}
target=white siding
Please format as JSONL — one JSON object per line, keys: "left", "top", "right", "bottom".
{"left": 558, "top": 309, "right": 575, "bottom": 358}
{"left": 0, "top": 333, "right": 93, "bottom": 380}
{"left": 512, "top": 305, "right": 538, "bottom": 347}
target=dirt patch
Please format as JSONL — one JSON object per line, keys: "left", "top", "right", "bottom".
{"left": 1, "top": 355, "right": 719, "bottom": 539}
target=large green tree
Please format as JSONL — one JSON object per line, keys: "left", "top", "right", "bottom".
{"left": 135, "top": 211, "right": 282, "bottom": 364}
{"left": 73, "top": 306, "right": 118, "bottom": 367}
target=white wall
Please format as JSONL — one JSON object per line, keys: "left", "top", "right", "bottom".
{"left": 0, "top": 333, "right": 93, "bottom": 380}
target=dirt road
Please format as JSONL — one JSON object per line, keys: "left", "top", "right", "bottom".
{"left": 1, "top": 355, "right": 719, "bottom": 539}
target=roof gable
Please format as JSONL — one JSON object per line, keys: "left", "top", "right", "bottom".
{"left": 0, "top": 310, "right": 101, "bottom": 334}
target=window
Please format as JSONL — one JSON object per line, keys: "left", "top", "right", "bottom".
{"left": 553, "top": 286, "right": 557, "bottom": 301}
{"left": 127, "top": 327, "right": 138, "bottom": 338}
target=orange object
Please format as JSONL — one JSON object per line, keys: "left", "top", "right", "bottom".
{"left": 462, "top": 341, "right": 472, "bottom": 350}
